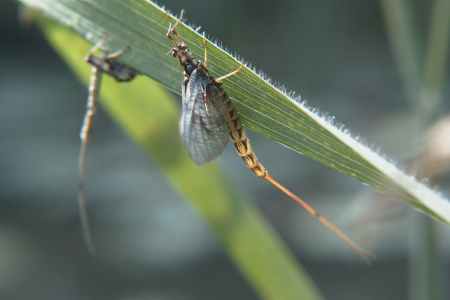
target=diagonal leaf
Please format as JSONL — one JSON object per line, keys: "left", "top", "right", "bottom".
{"left": 19, "top": 1, "right": 450, "bottom": 224}
{"left": 37, "top": 18, "right": 322, "bottom": 300}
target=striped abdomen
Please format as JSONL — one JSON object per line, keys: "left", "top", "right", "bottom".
{"left": 221, "top": 93, "right": 268, "bottom": 178}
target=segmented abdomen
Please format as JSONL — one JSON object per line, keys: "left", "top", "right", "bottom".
{"left": 221, "top": 93, "right": 268, "bottom": 178}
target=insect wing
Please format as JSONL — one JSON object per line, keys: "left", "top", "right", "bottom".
{"left": 180, "top": 69, "right": 229, "bottom": 165}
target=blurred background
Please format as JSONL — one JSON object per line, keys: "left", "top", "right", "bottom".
{"left": 1, "top": 0, "right": 450, "bottom": 299}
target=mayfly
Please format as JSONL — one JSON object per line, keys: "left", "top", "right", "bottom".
{"left": 167, "top": 14, "right": 372, "bottom": 259}
{"left": 79, "top": 39, "right": 138, "bottom": 255}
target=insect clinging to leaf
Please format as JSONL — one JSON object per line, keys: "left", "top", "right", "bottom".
{"left": 166, "top": 12, "right": 372, "bottom": 259}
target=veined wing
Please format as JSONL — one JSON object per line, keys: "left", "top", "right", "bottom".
{"left": 180, "top": 68, "right": 229, "bottom": 165}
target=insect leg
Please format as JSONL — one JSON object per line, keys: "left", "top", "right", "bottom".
{"left": 215, "top": 64, "right": 244, "bottom": 83}
{"left": 166, "top": 10, "right": 185, "bottom": 42}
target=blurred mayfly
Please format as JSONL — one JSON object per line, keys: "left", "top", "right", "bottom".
{"left": 167, "top": 13, "right": 372, "bottom": 259}
{"left": 78, "top": 39, "right": 138, "bottom": 255}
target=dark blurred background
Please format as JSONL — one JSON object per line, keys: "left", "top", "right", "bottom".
{"left": 1, "top": 0, "right": 449, "bottom": 299}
